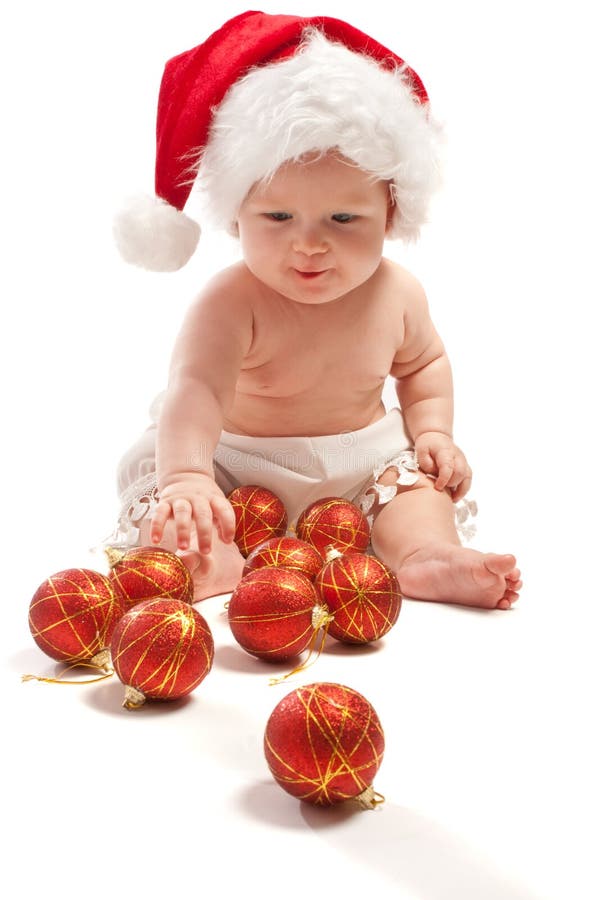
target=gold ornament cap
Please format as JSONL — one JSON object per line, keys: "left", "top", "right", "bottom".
{"left": 324, "top": 544, "right": 343, "bottom": 563}
{"left": 354, "top": 784, "right": 385, "bottom": 810}
{"left": 123, "top": 685, "right": 146, "bottom": 710}
{"left": 104, "top": 546, "right": 127, "bottom": 568}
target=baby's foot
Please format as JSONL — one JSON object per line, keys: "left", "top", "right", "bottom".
{"left": 178, "top": 543, "right": 245, "bottom": 602}
{"left": 397, "top": 544, "right": 521, "bottom": 610}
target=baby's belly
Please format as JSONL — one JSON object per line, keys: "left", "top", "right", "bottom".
{"left": 222, "top": 390, "right": 387, "bottom": 437}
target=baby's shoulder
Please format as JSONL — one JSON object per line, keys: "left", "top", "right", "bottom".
{"left": 196, "top": 261, "right": 260, "bottom": 310}
{"left": 379, "top": 257, "right": 426, "bottom": 297}
{"left": 183, "top": 262, "right": 260, "bottom": 337}
{"left": 376, "top": 258, "right": 428, "bottom": 322}
{"left": 178, "top": 262, "right": 255, "bottom": 354}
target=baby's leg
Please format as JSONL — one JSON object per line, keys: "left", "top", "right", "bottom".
{"left": 370, "top": 470, "right": 521, "bottom": 610}
{"left": 137, "top": 516, "right": 245, "bottom": 602}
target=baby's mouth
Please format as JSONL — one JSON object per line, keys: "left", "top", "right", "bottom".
{"left": 294, "top": 269, "right": 328, "bottom": 279}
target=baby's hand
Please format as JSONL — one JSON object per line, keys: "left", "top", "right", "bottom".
{"left": 414, "top": 432, "right": 472, "bottom": 502}
{"left": 150, "top": 473, "right": 236, "bottom": 554}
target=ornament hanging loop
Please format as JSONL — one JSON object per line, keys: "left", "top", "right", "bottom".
{"left": 269, "top": 604, "right": 333, "bottom": 686}
{"left": 21, "top": 650, "right": 114, "bottom": 685}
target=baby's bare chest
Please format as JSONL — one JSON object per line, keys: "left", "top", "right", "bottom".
{"left": 238, "top": 299, "right": 401, "bottom": 398}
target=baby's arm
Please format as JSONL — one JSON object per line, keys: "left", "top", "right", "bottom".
{"left": 390, "top": 276, "right": 472, "bottom": 501}
{"left": 151, "top": 268, "right": 254, "bottom": 552}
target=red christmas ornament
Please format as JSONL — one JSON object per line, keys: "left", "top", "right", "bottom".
{"left": 28, "top": 568, "right": 124, "bottom": 669}
{"left": 315, "top": 550, "right": 402, "bottom": 643}
{"left": 264, "top": 682, "right": 385, "bottom": 807}
{"left": 228, "top": 568, "right": 330, "bottom": 662}
{"left": 105, "top": 545, "right": 193, "bottom": 609}
{"left": 227, "top": 485, "right": 288, "bottom": 556}
{"left": 242, "top": 536, "right": 323, "bottom": 581}
{"left": 110, "top": 598, "right": 214, "bottom": 709}
{"left": 295, "top": 497, "right": 370, "bottom": 558}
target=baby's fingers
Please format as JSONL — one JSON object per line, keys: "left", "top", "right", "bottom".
{"left": 191, "top": 500, "right": 216, "bottom": 554}
{"left": 452, "top": 473, "right": 473, "bottom": 503}
{"left": 211, "top": 496, "right": 236, "bottom": 544}
{"left": 416, "top": 447, "right": 436, "bottom": 476}
{"left": 172, "top": 499, "right": 195, "bottom": 550}
{"left": 433, "top": 454, "right": 455, "bottom": 491}
{"left": 150, "top": 500, "right": 173, "bottom": 544}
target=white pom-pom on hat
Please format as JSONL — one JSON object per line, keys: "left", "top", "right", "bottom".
{"left": 113, "top": 195, "right": 200, "bottom": 272}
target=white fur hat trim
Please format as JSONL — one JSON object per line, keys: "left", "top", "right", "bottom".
{"left": 196, "top": 30, "right": 442, "bottom": 241}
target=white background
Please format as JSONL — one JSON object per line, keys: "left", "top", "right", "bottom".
{"left": 2, "top": 2, "right": 599, "bottom": 898}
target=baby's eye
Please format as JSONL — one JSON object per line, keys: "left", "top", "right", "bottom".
{"left": 332, "top": 213, "right": 356, "bottom": 223}
{"left": 266, "top": 212, "right": 292, "bottom": 222}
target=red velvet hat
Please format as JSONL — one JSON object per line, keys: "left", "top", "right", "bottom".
{"left": 114, "top": 10, "right": 441, "bottom": 271}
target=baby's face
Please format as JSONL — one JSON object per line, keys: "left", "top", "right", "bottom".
{"left": 236, "top": 152, "right": 392, "bottom": 305}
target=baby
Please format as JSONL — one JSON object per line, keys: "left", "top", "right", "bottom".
{"left": 113, "top": 12, "right": 521, "bottom": 610}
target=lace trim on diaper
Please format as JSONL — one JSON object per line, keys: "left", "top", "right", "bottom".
{"left": 354, "top": 451, "right": 478, "bottom": 544}
{"left": 355, "top": 451, "right": 420, "bottom": 526}
{"left": 454, "top": 498, "right": 478, "bottom": 543}
{"left": 99, "top": 472, "right": 160, "bottom": 549}
{"left": 97, "top": 451, "right": 478, "bottom": 552}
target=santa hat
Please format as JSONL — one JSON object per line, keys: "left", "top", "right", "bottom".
{"left": 114, "top": 10, "right": 442, "bottom": 272}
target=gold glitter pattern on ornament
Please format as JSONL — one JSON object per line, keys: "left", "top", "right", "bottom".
{"left": 229, "top": 486, "right": 287, "bottom": 555}
{"left": 295, "top": 498, "right": 369, "bottom": 557}
{"left": 243, "top": 537, "right": 322, "bottom": 580}
{"left": 231, "top": 614, "right": 313, "bottom": 657}
{"left": 108, "top": 547, "right": 193, "bottom": 607}
{"left": 316, "top": 554, "right": 401, "bottom": 643}
{"left": 111, "top": 602, "right": 213, "bottom": 699}
{"left": 228, "top": 570, "right": 319, "bottom": 659}
{"left": 28, "top": 569, "right": 120, "bottom": 662}
{"left": 265, "top": 683, "right": 384, "bottom": 805}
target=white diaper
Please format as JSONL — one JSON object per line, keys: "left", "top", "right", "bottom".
{"left": 108, "top": 392, "right": 476, "bottom": 547}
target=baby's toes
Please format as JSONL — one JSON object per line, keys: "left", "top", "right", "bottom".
{"left": 506, "top": 569, "right": 522, "bottom": 591}
{"left": 497, "top": 588, "right": 519, "bottom": 610}
{"left": 483, "top": 553, "right": 517, "bottom": 579}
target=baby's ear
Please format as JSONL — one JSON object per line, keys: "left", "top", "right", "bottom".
{"left": 385, "top": 207, "right": 395, "bottom": 233}
{"left": 385, "top": 183, "right": 396, "bottom": 233}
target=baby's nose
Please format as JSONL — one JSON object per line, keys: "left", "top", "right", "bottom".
{"left": 292, "top": 226, "right": 327, "bottom": 254}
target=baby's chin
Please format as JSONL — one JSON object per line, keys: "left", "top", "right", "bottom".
{"left": 278, "top": 269, "right": 376, "bottom": 306}
{"left": 260, "top": 272, "right": 340, "bottom": 305}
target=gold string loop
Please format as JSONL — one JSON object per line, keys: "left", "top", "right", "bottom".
{"left": 22, "top": 652, "right": 114, "bottom": 686}
{"left": 269, "top": 604, "right": 333, "bottom": 687}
